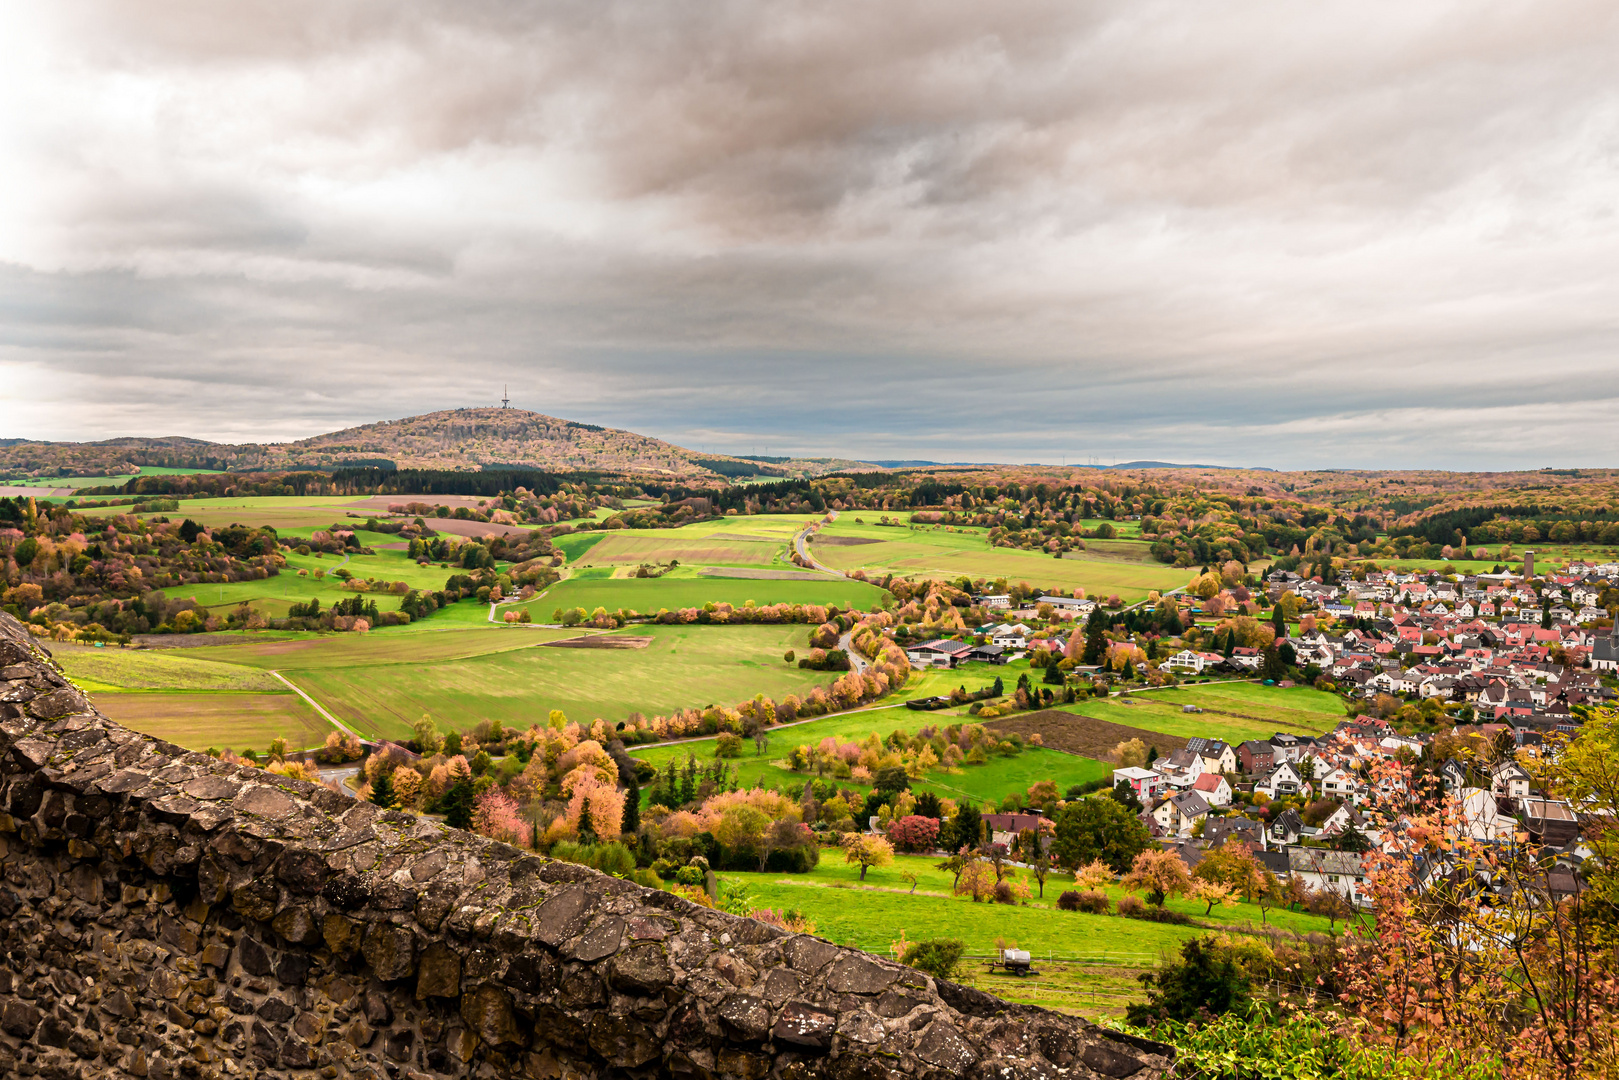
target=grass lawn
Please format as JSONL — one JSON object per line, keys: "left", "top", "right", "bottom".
{"left": 260, "top": 624, "right": 840, "bottom": 741}
{"left": 523, "top": 575, "right": 886, "bottom": 615}
{"left": 1061, "top": 683, "right": 1343, "bottom": 744}
{"left": 93, "top": 691, "right": 333, "bottom": 753}
{"left": 810, "top": 519, "right": 1190, "bottom": 602}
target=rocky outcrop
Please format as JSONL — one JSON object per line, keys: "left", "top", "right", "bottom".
{"left": 0, "top": 613, "right": 1172, "bottom": 1079}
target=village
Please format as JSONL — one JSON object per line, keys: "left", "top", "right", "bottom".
{"left": 894, "top": 549, "right": 1617, "bottom": 918}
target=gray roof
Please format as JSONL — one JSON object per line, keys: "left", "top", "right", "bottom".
{"left": 1285, "top": 848, "right": 1365, "bottom": 877}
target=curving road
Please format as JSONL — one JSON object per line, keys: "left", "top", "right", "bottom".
{"left": 791, "top": 511, "right": 840, "bottom": 572}
{"left": 836, "top": 630, "right": 871, "bottom": 674}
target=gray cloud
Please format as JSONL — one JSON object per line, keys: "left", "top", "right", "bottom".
{"left": 3, "top": 0, "right": 1619, "bottom": 467}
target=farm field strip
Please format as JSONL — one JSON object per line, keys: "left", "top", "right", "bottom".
{"left": 524, "top": 575, "right": 885, "bottom": 614}
{"left": 573, "top": 533, "right": 784, "bottom": 566}
{"left": 93, "top": 691, "right": 334, "bottom": 753}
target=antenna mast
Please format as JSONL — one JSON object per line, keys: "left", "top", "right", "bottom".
{"left": 501, "top": 385, "right": 510, "bottom": 409}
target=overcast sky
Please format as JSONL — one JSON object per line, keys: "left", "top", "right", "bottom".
{"left": 3, "top": 0, "right": 1619, "bottom": 469}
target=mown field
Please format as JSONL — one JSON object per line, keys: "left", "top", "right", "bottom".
{"left": 719, "top": 852, "right": 1338, "bottom": 1017}
{"left": 809, "top": 519, "right": 1190, "bottom": 601}
{"left": 571, "top": 533, "right": 782, "bottom": 567}
{"left": 527, "top": 574, "right": 885, "bottom": 615}
{"left": 251, "top": 624, "right": 837, "bottom": 742}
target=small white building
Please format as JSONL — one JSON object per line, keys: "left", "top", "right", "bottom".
{"left": 1490, "top": 761, "right": 1532, "bottom": 801}
{"left": 1112, "top": 766, "right": 1165, "bottom": 803}
{"left": 1287, "top": 848, "right": 1366, "bottom": 906}
{"left": 1191, "top": 772, "right": 1232, "bottom": 807}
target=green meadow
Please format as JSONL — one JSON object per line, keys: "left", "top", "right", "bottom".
{"left": 810, "top": 518, "right": 1191, "bottom": 601}
{"left": 525, "top": 574, "right": 885, "bottom": 616}
{"left": 717, "top": 852, "right": 1339, "bottom": 1016}
{"left": 1063, "top": 682, "right": 1346, "bottom": 743}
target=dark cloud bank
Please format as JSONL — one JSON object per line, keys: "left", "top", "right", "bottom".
{"left": 3, "top": 0, "right": 1619, "bottom": 468}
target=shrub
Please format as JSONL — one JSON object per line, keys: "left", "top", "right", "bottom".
{"left": 629, "top": 867, "right": 663, "bottom": 889}
{"left": 993, "top": 880, "right": 1016, "bottom": 905}
{"left": 1060, "top": 889, "right": 1111, "bottom": 914}
{"left": 715, "top": 732, "right": 745, "bottom": 758}
{"left": 1117, "top": 895, "right": 1147, "bottom": 918}
{"left": 901, "top": 938, "right": 966, "bottom": 981}
{"left": 675, "top": 864, "right": 705, "bottom": 886}
{"left": 1126, "top": 935, "right": 1253, "bottom": 1025}
{"left": 550, "top": 840, "right": 637, "bottom": 878}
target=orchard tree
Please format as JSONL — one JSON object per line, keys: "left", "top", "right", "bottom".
{"left": 842, "top": 834, "right": 895, "bottom": 881}
{"left": 1123, "top": 848, "right": 1193, "bottom": 908}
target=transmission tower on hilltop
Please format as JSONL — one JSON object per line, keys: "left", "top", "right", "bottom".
{"left": 501, "top": 385, "right": 510, "bottom": 409}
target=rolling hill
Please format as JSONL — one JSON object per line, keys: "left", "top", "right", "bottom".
{"left": 0, "top": 409, "right": 871, "bottom": 481}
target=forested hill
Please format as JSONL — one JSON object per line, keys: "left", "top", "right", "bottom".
{"left": 0, "top": 409, "right": 866, "bottom": 481}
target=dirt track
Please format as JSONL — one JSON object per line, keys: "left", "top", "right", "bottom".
{"left": 986, "top": 709, "right": 1190, "bottom": 762}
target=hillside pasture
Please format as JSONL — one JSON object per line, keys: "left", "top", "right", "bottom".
{"left": 628, "top": 698, "right": 1113, "bottom": 806}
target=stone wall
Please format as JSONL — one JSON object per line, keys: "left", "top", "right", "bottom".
{"left": 0, "top": 614, "right": 1171, "bottom": 1080}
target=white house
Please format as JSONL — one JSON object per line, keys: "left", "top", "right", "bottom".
{"left": 1287, "top": 848, "right": 1366, "bottom": 906}
{"left": 1451, "top": 787, "right": 1515, "bottom": 843}
{"left": 1255, "top": 761, "right": 1311, "bottom": 800}
{"left": 1318, "top": 767, "right": 1365, "bottom": 806}
{"left": 1163, "top": 650, "right": 1222, "bottom": 674}
{"left": 1191, "top": 772, "right": 1232, "bottom": 807}
{"left": 1490, "top": 761, "right": 1532, "bottom": 801}
{"left": 988, "top": 623, "right": 1031, "bottom": 648}
{"left": 1153, "top": 749, "right": 1205, "bottom": 789}
{"left": 1112, "top": 766, "right": 1165, "bottom": 803}
{"left": 1186, "top": 737, "right": 1239, "bottom": 775}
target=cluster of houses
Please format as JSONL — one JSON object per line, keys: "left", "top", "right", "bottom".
{"left": 1111, "top": 714, "right": 1597, "bottom": 907}
{"left": 1169, "top": 563, "right": 1617, "bottom": 733}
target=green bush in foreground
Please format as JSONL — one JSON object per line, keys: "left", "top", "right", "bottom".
{"left": 900, "top": 938, "right": 965, "bottom": 982}
{"left": 1107, "top": 1007, "right": 1504, "bottom": 1080}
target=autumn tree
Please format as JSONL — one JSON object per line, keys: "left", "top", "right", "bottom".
{"left": 842, "top": 834, "right": 895, "bottom": 881}
{"left": 1122, "top": 848, "right": 1193, "bottom": 908}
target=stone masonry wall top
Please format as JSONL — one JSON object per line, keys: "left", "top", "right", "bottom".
{"left": 0, "top": 613, "right": 1171, "bottom": 1079}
